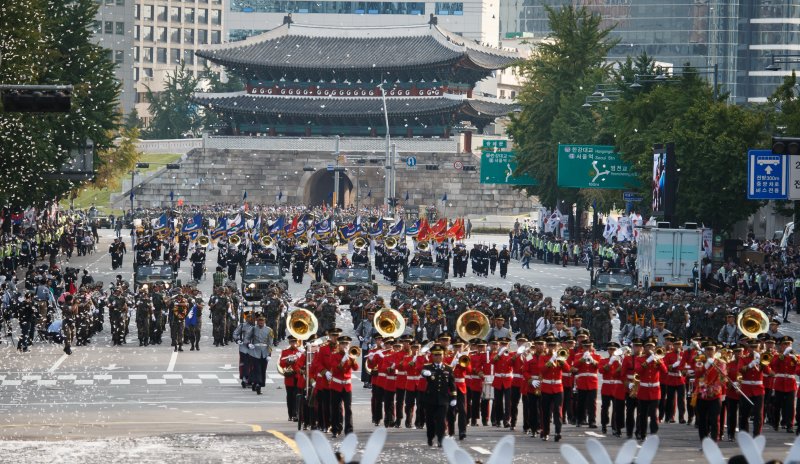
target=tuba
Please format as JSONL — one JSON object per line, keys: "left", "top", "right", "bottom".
{"left": 384, "top": 237, "right": 398, "bottom": 250}
{"left": 353, "top": 236, "right": 367, "bottom": 250}
{"left": 297, "top": 236, "right": 309, "bottom": 248}
{"left": 737, "top": 307, "right": 769, "bottom": 338}
{"left": 286, "top": 308, "right": 318, "bottom": 341}
{"left": 417, "top": 241, "right": 430, "bottom": 252}
{"left": 197, "top": 235, "right": 210, "bottom": 247}
{"left": 261, "top": 236, "right": 274, "bottom": 248}
{"left": 229, "top": 235, "right": 241, "bottom": 246}
{"left": 456, "top": 310, "right": 491, "bottom": 341}
{"left": 373, "top": 308, "right": 406, "bottom": 338}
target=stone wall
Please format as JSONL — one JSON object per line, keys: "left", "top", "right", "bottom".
{"left": 115, "top": 147, "right": 537, "bottom": 216}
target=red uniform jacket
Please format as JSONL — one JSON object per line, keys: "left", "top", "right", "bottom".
{"left": 295, "top": 352, "right": 307, "bottom": 390}
{"left": 491, "top": 350, "right": 514, "bottom": 389}
{"left": 600, "top": 356, "right": 624, "bottom": 399}
{"left": 310, "top": 342, "right": 336, "bottom": 391}
{"left": 453, "top": 362, "right": 471, "bottom": 394}
{"left": 523, "top": 354, "right": 542, "bottom": 394}
{"left": 694, "top": 359, "right": 726, "bottom": 400}
{"left": 725, "top": 359, "right": 740, "bottom": 401}
{"left": 467, "top": 352, "right": 486, "bottom": 392}
{"left": 379, "top": 349, "right": 402, "bottom": 393}
{"left": 279, "top": 346, "right": 301, "bottom": 387}
{"left": 512, "top": 353, "right": 528, "bottom": 394}
{"left": 737, "top": 352, "right": 771, "bottom": 397}
{"left": 538, "top": 355, "right": 571, "bottom": 394}
{"left": 634, "top": 356, "right": 667, "bottom": 401}
{"left": 663, "top": 350, "right": 686, "bottom": 387}
{"left": 572, "top": 351, "right": 601, "bottom": 390}
{"left": 395, "top": 350, "right": 410, "bottom": 391}
{"left": 368, "top": 348, "right": 387, "bottom": 389}
{"left": 330, "top": 351, "right": 359, "bottom": 392}
{"left": 772, "top": 354, "right": 798, "bottom": 393}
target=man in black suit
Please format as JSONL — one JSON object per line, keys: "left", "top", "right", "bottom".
{"left": 421, "top": 344, "right": 457, "bottom": 447}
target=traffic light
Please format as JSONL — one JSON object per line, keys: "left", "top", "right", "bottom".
{"left": 773, "top": 137, "right": 800, "bottom": 156}
{"left": 388, "top": 197, "right": 399, "bottom": 207}
{"left": 135, "top": 163, "right": 150, "bottom": 168}
{"left": 2, "top": 87, "right": 71, "bottom": 113}
{"left": 166, "top": 163, "right": 181, "bottom": 169}
{"left": 424, "top": 164, "right": 439, "bottom": 171}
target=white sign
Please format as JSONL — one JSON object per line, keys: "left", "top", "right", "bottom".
{"left": 454, "top": 161, "right": 464, "bottom": 170}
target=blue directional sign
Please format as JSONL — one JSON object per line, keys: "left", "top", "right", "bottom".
{"left": 406, "top": 156, "right": 417, "bottom": 167}
{"left": 327, "top": 165, "right": 334, "bottom": 171}
{"left": 747, "top": 149, "right": 788, "bottom": 199}
{"left": 623, "top": 191, "right": 644, "bottom": 202}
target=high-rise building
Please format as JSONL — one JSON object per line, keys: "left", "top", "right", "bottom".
{"left": 132, "top": 0, "right": 226, "bottom": 126}
{"left": 92, "top": 0, "right": 136, "bottom": 117}
{"left": 499, "top": 0, "right": 800, "bottom": 104}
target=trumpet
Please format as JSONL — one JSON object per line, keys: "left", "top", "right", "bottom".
{"left": 760, "top": 352, "right": 773, "bottom": 366}
{"left": 556, "top": 348, "right": 569, "bottom": 362}
{"left": 458, "top": 354, "right": 471, "bottom": 368}
{"left": 347, "top": 346, "right": 362, "bottom": 361}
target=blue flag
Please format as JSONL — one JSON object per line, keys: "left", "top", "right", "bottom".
{"left": 212, "top": 217, "right": 227, "bottom": 239}
{"left": 388, "top": 219, "right": 404, "bottom": 237}
{"left": 129, "top": 190, "right": 134, "bottom": 201}
{"left": 315, "top": 218, "right": 332, "bottom": 236}
{"left": 339, "top": 223, "right": 360, "bottom": 241}
{"left": 243, "top": 190, "right": 248, "bottom": 201}
{"left": 367, "top": 190, "right": 372, "bottom": 198}
{"left": 441, "top": 192, "right": 448, "bottom": 202}
{"left": 181, "top": 214, "right": 203, "bottom": 235}
{"left": 405, "top": 220, "right": 420, "bottom": 237}
{"left": 369, "top": 218, "right": 384, "bottom": 237}
{"left": 268, "top": 216, "right": 285, "bottom": 236}
{"left": 227, "top": 213, "right": 244, "bottom": 236}
{"left": 405, "top": 191, "right": 409, "bottom": 201}
{"left": 170, "top": 190, "right": 174, "bottom": 202}
{"left": 152, "top": 213, "right": 168, "bottom": 232}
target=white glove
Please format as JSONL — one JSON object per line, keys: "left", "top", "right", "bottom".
{"left": 358, "top": 336, "right": 364, "bottom": 342}
{"left": 513, "top": 316, "right": 517, "bottom": 322}
{"left": 628, "top": 382, "right": 634, "bottom": 390}
{"left": 672, "top": 361, "right": 681, "bottom": 369}
{"left": 248, "top": 343, "right": 255, "bottom": 350}
{"left": 583, "top": 351, "right": 592, "bottom": 360}
{"left": 531, "top": 380, "right": 541, "bottom": 389}
{"left": 422, "top": 369, "right": 432, "bottom": 377}
{"left": 236, "top": 340, "right": 242, "bottom": 345}
{"left": 449, "top": 399, "right": 457, "bottom": 407}
{"left": 748, "top": 360, "right": 759, "bottom": 369}
{"left": 610, "top": 356, "right": 619, "bottom": 364}
{"left": 705, "top": 359, "right": 714, "bottom": 369}
{"left": 549, "top": 354, "right": 557, "bottom": 363}
{"left": 325, "top": 371, "right": 332, "bottom": 381}
{"left": 417, "top": 327, "right": 422, "bottom": 332}
{"left": 785, "top": 347, "right": 793, "bottom": 355}
{"left": 646, "top": 354, "right": 655, "bottom": 363}
{"left": 443, "top": 326, "right": 448, "bottom": 332}
{"left": 732, "top": 382, "right": 740, "bottom": 390}
{"left": 754, "top": 352, "right": 761, "bottom": 362}
{"left": 151, "top": 315, "right": 156, "bottom": 321}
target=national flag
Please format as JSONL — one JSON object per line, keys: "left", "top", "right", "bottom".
{"left": 388, "top": 219, "right": 404, "bottom": 237}
{"left": 405, "top": 191, "right": 409, "bottom": 201}
{"left": 268, "top": 216, "right": 285, "bottom": 236}
{"left": 544, "top": 210, "right": 562, "bottom": 234}
{"left": 369, "top": 218, "right": 384, "bottom": 237}
{"left": 227, "top": 213, "right": 243, "bottom": 236}
{"left": 243, "top": 190, "right": 248, "bottom": 201}
{"left": 603, "top": 216, "right": 618, "bottom": 243}
{"left": 293, "top": 221, "right": 306, "bottom": 237}
{"left": 405, "top": 220, "right": 420, "bottom": 237}
{"left": 152, "top": 213, "right": 168, "bottom": 232}
{"left": 212, "top": 217, "right": 227, "bottom": 239}
{"left": 169, "top": 190, "right": 174, "bottom": 202}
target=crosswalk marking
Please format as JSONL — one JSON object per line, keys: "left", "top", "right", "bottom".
{"left": 57, "top": 375, "right": 77, "bottom": 380}
{"left": 37, "top": 380, "right": 57, "bottom": 386}
{"left": 182, "top": 379, "right": 202, "bottom": 384}
{"left": 110, "top": 379, "right": 130, "bottom": 385}
{"left": 1, "top": 380, "right": 21, "bottom": 386}
{"left": 74, "top": 380, "right": 94, "bottom": 385}
{"left": 94, "top": 375, "right": 112, "bottom": 380}
{"left": 129, "top": 375, "right": 148, "bottom": 380}
{"left": 198, "top": 374, "right": 218, "bottom": 379}
{"left": 147, "top": 379, "right": 167, "bottom": 385}
{"left": 22, "top": 375, "right": 41, "bottom": 381}
{"left": 218, "top": 378, "right": 238, "bottom": 384}
{"left": 163, "top": 374, "right": 183, "bottom": 379}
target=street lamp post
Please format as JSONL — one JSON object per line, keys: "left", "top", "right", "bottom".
{"left": 379, "top": 83, "right": 392, "bottom": 217}
{"left": 333, "top": 135, "right": 340, "bottom": 209}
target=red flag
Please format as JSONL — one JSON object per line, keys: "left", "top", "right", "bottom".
{"left": 286, "top": 215, "right": 299, "bottom": 235}
{"left": 430, "top": 218, "right": 447, "bottom": 235}
{"left": 417, "top": 219, "right": 431, "bottom": 242}
{"left": 446, "top": 218, "right": 462, "bottom": 238}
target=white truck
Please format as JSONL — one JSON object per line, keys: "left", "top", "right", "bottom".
{"left": 636, "top": 227, "right": 702, "bottom": 290}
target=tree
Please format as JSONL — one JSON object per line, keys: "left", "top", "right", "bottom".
{"left": 198, "top": 64, "right": 242, "bottom": 134}
{"left": 508, "top": 5, "right": 618, "bottom": 237}
{"left": 124, "top": 109, "right": 141, "bottom": 130}
{"left": 0, "top": 0, "right": 120, "bottom": 207}
{"left": 91, "top": 126, "right": 142, "bottom": 190}
{"left": 143, "top": 62, "right": 202, "bottom": 139}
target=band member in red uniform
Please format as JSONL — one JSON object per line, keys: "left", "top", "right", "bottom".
{"left": 662, "top": 336, "right": 687, "bottom": 423}
{"left": 524, "top": 337, "right": 546, "bottom": 437}
{"left": 635, "top": 337, "right": 667, "bottom": 441}
{"left": 600, "top": 342, "right": 623, "bottom": 435}
{"left": 279, "top": 335, "right": 302, "bottom": 421}
{"left": 510, "top": 334, "right": 529, "bottom": 433}
{"left": 394, "top": 335, "right": 413, "bottom": 428}
{"left": 538, "top": 335, "right": 571, "bottom": 442}
{"left": 683, "top": 334, "right": 703, "bottom": 425}
{"left": 311, "top": 327, "right": 341, "bottom": 432}
{"left": 468, "top": 339, "right": 487, "bottom": 426}
{"left": 622, "top": 338, "right": 645, "bottom": 438}
{"left": 573, "top": 339, "right": 601, "bottom": 428}
{"left": 330, "top": 336, "right": 359, "bottom": 437}
{"left": 402, "top": 340, "right": 422, "bottom": 428}
{"left": 491, "top": 336, "right": 514, "bottom": 428}
{"left": 447, "top": 339, "right": 471, "bottom": 440}
{"left": 693, "top": 341, "right": 727, "bottom": 444}
{"left": 295, "top": 336, "right": 310, "bottom": 430}
{"left": 561, "top": 336, "right": 577, "bottom": 425}
{"left": 367, "top": 334, "right": 386, "bottom": 426}
{"left": 737, "top": 338, "right": 771, "bottom": 436}
{"left": 381, "top": 338, "right": 402, "bottom": 427}
{"left": 723, "top": 343, "right": 743, "bottom": 441}
{"left": 771, "top": 336, "right": 797, "bottom": 433}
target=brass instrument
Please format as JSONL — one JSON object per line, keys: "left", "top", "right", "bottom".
{"left": 348, "top": 346, "right": 362, "bottom": 360}
{"left": 286, "top": 308, "right": 319, "bottom": 340}
{"left": 737, "top": 307, "right": 769, "bottom": 338}
{"left": 760, "top": 352, "right": 773, "bottom": 366}
{"left": 373, "top": 308, "right": 406, "bottom": 338}
{"left": 654, "top": 347, "right": 665, "bottom": 357}
{"left": 385, "top": 237, "right": 398, "bottom": 250}
{"left": 456, "top": 310, "right": 491, "bottom": 341}
{"left": 630, "top": 373, "right": 641, "bottom": 399}
{"left": 197, "top": 235, "right": 210, "bottom": 247}
{"left": 417, "top": 241, "right": 430, "bottom": 252}
{"left": 556, "top": 348, "right": 569, "bottom": 362}
{"left": 229, "top": 235, "right": 241, "bottom": 246}
{"left": 458, "top": 354, "right": 471, "bottom": 368}
{"left": 328, "top": 236, "right": 338, "bottom": 247}
{"left": 298, "top": 236, "right": 309, "bottom": 248}
{"left": 261, "top": 236, "right": 274, "bottom": 248}
{"left": 354, "top": 236, "right": 367, "bottom": 250}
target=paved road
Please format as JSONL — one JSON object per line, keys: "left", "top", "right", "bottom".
{"left": 1, "top": 230, "right": 798, "bottom": 463}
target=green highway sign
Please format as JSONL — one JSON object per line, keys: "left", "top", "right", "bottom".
{"left": 557, "top": 144, "right": 639, "bottom": 189}
{"left": 480, "top": 151, "right": 537, "bottom": 185}
{"left": 482, "top": 139, "right": 508, "bottom": 150}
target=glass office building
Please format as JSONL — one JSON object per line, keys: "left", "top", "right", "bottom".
{"left": 500, "top": 0, "right": 800, "bottom": 104}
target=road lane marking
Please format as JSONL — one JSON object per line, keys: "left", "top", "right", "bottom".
{"left": 57, "top": 375, "right": 76, "bottom": 380}
{"left": 267, "top": 429, "right": 299, "bottom": 455}
{"left": 37, "top": 380, "right": 57, "bottom": 386}
{"left": 167, "top": 351, "right": 178, "bottom": 372}
{"left": 110, "top": 379, "right": 130, "bottom": 385}
{"left": 250, "top": 424, "right": 262, "bottom": 432}
{"left": 182, "top": 379, "right": 202, "bottom": 384}
{"left": 74, "top": 380, "right": 93, "bottom": 385}
{"left": 22, "top": 375, "right": 41, "bottom": 381}
{"left": 147, "top": 379, "right": 167, "bottom": 385}
{"left": 470, "top": 446, "right": 492, "bottom": 455}
{"left": 48, "top": 354, "right": 69, "bottom": 373}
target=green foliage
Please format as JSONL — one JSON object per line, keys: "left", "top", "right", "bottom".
{"left": 142, "top": 62, "right": 202, "bottom": 139}
{"left": 92, "top": 126, "right": 142, "bottom": 190}
{"left": 0, "top": 0, "right": 120, "bottom": 207}
{"left": 508, "top": 5, "right": 618, "bottom": 210}
{"left": 199, "top": 64, "right": 242, "bottom": 134}
{"left": 125, "top": 109, "right": 141, "bottom": 130}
